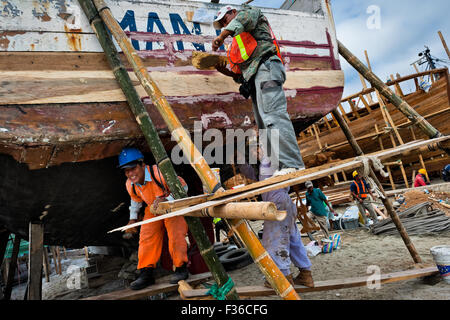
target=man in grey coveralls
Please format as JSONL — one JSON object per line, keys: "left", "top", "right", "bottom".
{"left": 212, "top": 5, "right": 305, "bottom": 176}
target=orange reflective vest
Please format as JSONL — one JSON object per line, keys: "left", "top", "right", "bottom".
{"left": 227, "top": 23, "right": 283, "bottom": 74}
{"left": 353, "top": 179, "right": 368, "bottom": 199}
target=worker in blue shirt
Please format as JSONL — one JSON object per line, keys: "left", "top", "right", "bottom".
{"left": 305, "top": 181, "right": 336, "bottom": 239}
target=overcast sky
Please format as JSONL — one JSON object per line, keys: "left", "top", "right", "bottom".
{"left": 195, "top": 0, "right": 450, "bottom": 100}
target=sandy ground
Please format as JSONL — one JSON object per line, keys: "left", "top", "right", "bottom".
{"left": 226, "top": 222, "right": 450, "bottom": 300}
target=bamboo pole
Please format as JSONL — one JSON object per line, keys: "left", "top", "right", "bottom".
{"left": 374, "top": 124, "right": 396, "bottom": 190}
{"left": 409, "top": 127, "right": 430, "bottom": 183}
{"left": 338, "top": 41, "right": 445, "bottom": 147}
{"left": 331, "top": 109, "right": 422, "bottom": 264}
{"left": 438, "top": 31, "right": 450, "bottom": 60}
{"left": 85, "top": 0, "right": 298, "bottom": 300}
{"left": 178, "top": 202, "right": 287, "bottom": 221}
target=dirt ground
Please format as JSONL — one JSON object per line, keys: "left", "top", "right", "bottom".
{"left": 226, "top": 223, "right": 450, "bottom": 300}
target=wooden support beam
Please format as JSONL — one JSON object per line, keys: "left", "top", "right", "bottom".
{"left": 359, "top": 94, "right": 372, "bottom": 113}
{"left": 390, "top": 74, "right": 404, "bottom": 97}
{"left": 192, "top": 202, "right": 286, "bottom": 221}
{"left": 410, "top": 127, "right": 430, "bottom": 183}
{"left": 339, "top": 43, "right": 444, "bottom": 145}
{"left": 82, "top": 272, "right": 213, "bottom": 300}
{"left": 332, "top": 109, "right": 422, "bottom": 264}
{"left": 375, "top": 124, "right": 396, "bottom": 190}
{"left": 180, "top": 267, "right": 438, "bottom": 298}
{"left": 438, "top": 31, "right": 450, "bottom": 60}
{"left": 348, "top": 99, "right": 360, "bottom": 118}
{"left": 4, "top": 235, "right": 21, "bottom": 300}
{"left": 42, "top": 247, "right": 50, "bottom": 283}
{"left": 338, "top": 104, "right": 350, "bottom": 123}
{"left": 27, "top": 222, "right": 44, "bottom": 300}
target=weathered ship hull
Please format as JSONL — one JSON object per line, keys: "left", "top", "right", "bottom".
{"left": 0, "top": 0, "right": 344, "bottom": 246}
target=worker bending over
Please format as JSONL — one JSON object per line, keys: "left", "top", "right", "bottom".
{"left": 305, "top": 180, "right": 336, "bottom": 239}
{"left": 118, "top": 147, "right": 189, "bottom": 289}
{"left": 350, "top": 171, "right": 378, "bottom": 226}
{"left": 212, "top": 4, "right": 305, "bottom": 176}
{"left": 414, "top": 168, "right": 429, "bottom": 187}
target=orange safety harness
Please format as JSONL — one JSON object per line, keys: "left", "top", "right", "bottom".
{"left": 227, "top": 20, "right": 283, "bottom": 74}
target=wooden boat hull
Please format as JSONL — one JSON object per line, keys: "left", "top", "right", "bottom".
{"left": 298, "top": 68, "right": 450, "bottom": 184}
{"left": 0, "top": 0, "right": 344, "bottom": 246}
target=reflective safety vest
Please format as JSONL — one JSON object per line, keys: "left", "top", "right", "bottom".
{"left": 227, "top": 32, "right": 258, "bottom": 74}
{"left": 227, "top": 23, "right": 284, "bottom": 74}
{"left": 353, "top": 180, "right": 368, "bottom": 199}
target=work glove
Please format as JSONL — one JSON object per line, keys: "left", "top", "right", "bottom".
{"left": 123, "top": 219, "right": 138, "bottom": 239}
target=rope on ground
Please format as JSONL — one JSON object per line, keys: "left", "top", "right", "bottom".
{"left": 205, "top": 277, "right": 235, "bottom": 300}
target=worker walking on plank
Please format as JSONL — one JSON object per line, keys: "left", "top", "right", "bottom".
{"left": 414, "top": 168, "right": 429, "bottom": 187}
{"left": 118, "top": 147, "right": 189, "bottom": 289}
{"left": 238, "top": 146, "right": 314, "bottom": 288}
{"left": 305, "top": 180, "right": 336, "bottom": 239}
{"left": 350, "top": 171, "right": 378, "bottom": 226}
{"left": 212, "top": 4, "right": 305, "bottom": 176}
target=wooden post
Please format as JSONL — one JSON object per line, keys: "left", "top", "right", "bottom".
{"left": 27, "top": 222, "right": 44, "bottom": 300}
{"left": 339, "top": 41, "right": 444, "bottom": 144}
{"left": 375, "top": 125, "right": 396, "bottom": 190}
{"left": 338, "top": 104, "right": 350, "bottom": 123}
{"left": 332, "top": 110, "right": 423, "bottom": 264}
{"left": 409, "top": 127, "right": 430, "bottom": 183}
{"left": 438, "top": 31, "right": 450, "bottom": 60}
{"left": 0, "top": 229, "right": 10, "bottom": 267}
{"left": 4, "top": 235, "right": 21, "bottom": 300}
{"left": 56, "top": 247, "right": 62, "bottom": 275}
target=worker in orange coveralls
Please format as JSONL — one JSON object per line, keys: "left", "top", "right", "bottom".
{"left": 118, "top": 147, "right": 189, "bottom": 290}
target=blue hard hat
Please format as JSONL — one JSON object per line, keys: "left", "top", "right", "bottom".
{"left": 118, "top": 147, "right": 144, "bottom": 169}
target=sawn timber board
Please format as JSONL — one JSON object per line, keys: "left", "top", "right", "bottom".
{"left": 181, "top": 267, "right": 439, "bottom": 299}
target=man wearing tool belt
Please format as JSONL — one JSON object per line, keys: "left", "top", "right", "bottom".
{"left": 118, "top": 147, "right": 190, "bottom": 289}
{"left": 212, "top": 5, "right": 305, "bottom": 177}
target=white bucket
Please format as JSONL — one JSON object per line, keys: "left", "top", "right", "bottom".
{"left": 430, "top": 245, "right": 450, "bottom": 284}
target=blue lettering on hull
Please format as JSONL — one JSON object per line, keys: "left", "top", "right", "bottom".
{"left": 118, "top": 10, "right": 223, "bottom": 52}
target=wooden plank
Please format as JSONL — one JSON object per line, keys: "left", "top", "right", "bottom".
{"left": 27, "top": 222, "right": 44, "bottom": 300}
{"left": 181, "top": 267, "right": 439, "bottom": 298}
{"left": 82, "top": 272, "right": 213, "bottom": 300}
{"left": 113, "top": 136, "right": 450, "bottom": 232}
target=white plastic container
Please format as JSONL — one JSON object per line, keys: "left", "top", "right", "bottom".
{"left": 430, "top": 245, "right": 450, "bottom": 284}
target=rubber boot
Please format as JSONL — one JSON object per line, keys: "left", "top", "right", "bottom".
{"left": 293, "top": 269, "right": 315, "bottom": 288}
{"left": 170, "top": 263, "right": 189, "bottom": 284}
{"left": 130, "top": 267, "right": 155, "bottom": 290}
